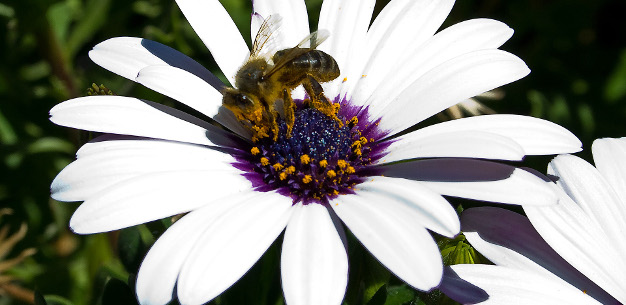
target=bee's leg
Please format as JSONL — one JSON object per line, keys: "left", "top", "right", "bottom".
{"left": 265, "top": 107, "right": 279, "bottom": 141}
{"left": 251, "top": 99, "right": 274, "bottom": 141}
{"left": 283, "top": 89, "right": 295, "bottom": 138}
{"left": 303, "top": 75, "right": 342, "bottom": 126}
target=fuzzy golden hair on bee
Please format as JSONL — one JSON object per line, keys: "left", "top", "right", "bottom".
{"left": 222, "top": 14, "right": 341, "bottom": 141}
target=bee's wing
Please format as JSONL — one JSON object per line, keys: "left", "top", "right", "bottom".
{"left": 294, "top": 29, "right": 330, "bottom": 50}
{"left": 250, "top": 14, "right": 283, "bottom": 58}
{"left": 264, "top": 30, "right": 330, "bottom": 78}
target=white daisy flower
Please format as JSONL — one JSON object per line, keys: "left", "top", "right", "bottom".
{"left": 442, "top": 138, "right": 626, "bottom": 305}
{"left": 49, "top": 0, "right": 582, "bottom": 304}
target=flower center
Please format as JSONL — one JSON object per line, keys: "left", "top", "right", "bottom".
{"left": 235, "top": 100, "right": 390, "bottom": 205}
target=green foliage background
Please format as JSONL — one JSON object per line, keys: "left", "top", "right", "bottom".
{"left": 0, "top": 0, "right": 624, "bottom": 304}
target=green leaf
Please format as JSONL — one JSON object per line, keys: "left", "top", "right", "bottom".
{"left": 0, "top": 108, "right": 17, "bottom": 145}
{"left": 132, "top": 1, "right": 162, "bottom": 18}
{"left": 26, "top": 137, "right": 75, "bottom": 154}
{"left": 605, "top": 49, "right": 626, "bottom": 103}
{"left": 362, "top": 256, "right": 391, "bottom": 304}
{"left": 577, "top": 103, "right": 595, "bottom": 136}
{"left": 418, "top": 289, "right": 460, "bottom": 305}
{"left": 365, "top": 285, "right": 387, "bottom": 305}
{"left": 118, "top": 226, "right": 149, "bottom": 274}
{"left": 43, "top": 295, "right": 75, "bottom": 305}
{"left": 384, "top": 285, "right": 414, "bottom": 305}
{"left": 46, "top": 1, "right": 75, "bottom": 43}
{"left": 528, "top": 89, "right": 547, "bottom": 118}
{"left": 19, "top": 61, "right": 51, "bottom": 81}
{"left": 34, "top": 293, "right": 75, "bottom": 305}
{"left": 65, "top": 0, "right": 112, "bottom": 58}
{"left": 547, "top": 95, "right": 571, "bottom": 124}
{"left": 0, "top": 2, "right": 15, "bottom": 17}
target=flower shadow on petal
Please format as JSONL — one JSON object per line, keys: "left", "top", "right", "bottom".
{"left": 140, "top": 39, "right": 225, "bottom": 90}
{"left": 439, "top": 267, "right": 489, "bottom": 304}
{"left": 140, "top": 99, "right": 245, "bottom": 149}
{"left": 462, "top": 207, "right": 618, "bottom": 304}
{"left": 380, "top": 158, "right": 515, "bottom": 182}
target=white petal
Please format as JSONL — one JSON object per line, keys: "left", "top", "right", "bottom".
{"left": 548, "top": 155, "right": 626, "bottom": 253}
{"left": 525, "top": 189, "right": 626, "bottom": 304}
{"left": 317, "top": 0, "right": 376, "bottom": 99}
{"left": 592, "top": 137, "right": 626, "bottom": 208}
{"left": 174, "top": 0, "right": 249, "bottom": 85}
{"left": 461, "top": 207, "right": 616, "bottom": 304}
{"left": 281, "top": 203, "right": 348, "bottom": 305}
{"left": 332, "top": 185, "right": 444, "bottom": 290}
{"left": 378, "top": 130, "right": 525, "bottom": 164}
{"left": 387, "top": 115, "right": 581, "bottom": 161}
{"left": 376, "top": 50, "right": 530, "bottom": 137}
{"left": 252, "top": 0, "right": 309, "bottom": 48}
{"left": 462, "top": 207, "right": 621, "bottom": 305}
{"left": 69, "top": 170, "right": 252, "bottom": 234}
{"left": 381, "top": 159, "right": 557, "bottom": 206}
{"left": 51, "top": 139, "right": 235, "bottom": 202}
{"left": 49, "top": 96, "right": 238, "bottom": 147}
{"left": 352, "top": 176, "right": 459, "bottom": 237}
{"left": 73, "top": 134, "right": 226, "bottom": 158}
{"left": 448, "top": 264, "right": 601, "bottom": 305}
{"left": 463, "top": 231, "right": 558, "bottom": 277}
{"left": 360, "top": 18, "right": 513, "bottom": 109}
{"left": 88, "top": 37, "right": 224, "bottom": 90}
{"left": 177, "top": 192, "right": 293, "bottom": 305}
{"left": 348, "top": 0, "right": 455, "bottom": 104}
{"left": 135, "top": 65, "right": 251, "bottom": 138}
{"left": 136, "top": 191, "right": 255, "bottom": 305}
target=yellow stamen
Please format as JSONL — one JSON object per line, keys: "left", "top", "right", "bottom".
{"left": 273, "top": 163, "right": 284, "bottom": 171}
{"left": 332, "top": 103, "right": 341, "bottom": 114}
{"left": 346, "top": 166, "right": 356, "bottom": 174}
{"left": 285, "top": 166, "right": 296, "bottom": 174}
{"left": 260, "top": 157, "right": 269, "bottom": 166}
{"left": 319, "top": 160, "right": 328, "bottom": 168}
{"left": 300, "top": 154, "right": 311, "bottom": 165}
{"left": 327, "top": 170, "right": 337, "bottom": 178}
{"left": 302, "top": 175, "right": 312, "bottom": 184}
{"left": 279, "top": 172, "right": 288, "bottom": 180}
{"left": 342, "top": 77, "right": 348, "bottom": 82}
{"left": 250, "top": 147, "right": 260, "bottom": 155}
{"left": 337, "top": 160, "right": 348, "bottom": 169}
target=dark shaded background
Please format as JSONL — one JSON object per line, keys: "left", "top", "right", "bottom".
{"left": 0, "top": 0, "right": 624, "bottom": 304}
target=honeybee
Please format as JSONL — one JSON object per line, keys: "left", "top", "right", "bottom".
{"left": 222, "top": 15, "right": 341, "bottom": 141}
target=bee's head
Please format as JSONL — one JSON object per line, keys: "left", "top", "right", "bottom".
{"left": 222, "top": 87, "right": 255, "bottom": 106}
{"left": 222, "top": 88, "right": 262, "bottom": 119}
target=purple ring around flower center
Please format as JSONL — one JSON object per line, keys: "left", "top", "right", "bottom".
{"left": 231, "top": 96, "right": 391, "bottom": 205}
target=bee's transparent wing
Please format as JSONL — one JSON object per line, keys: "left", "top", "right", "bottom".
{"left": 264, "top": 30, "right": 330, "bottom": 78}
{"left": 250, "top": 14, "right": 283, "bottom": 58}
{"left": 294, "top": 29, "right": 329, "bottom": 50}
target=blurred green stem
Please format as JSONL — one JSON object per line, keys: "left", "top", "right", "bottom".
{"left": 34, "top": 17, "right": 79, "bottom": 98}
